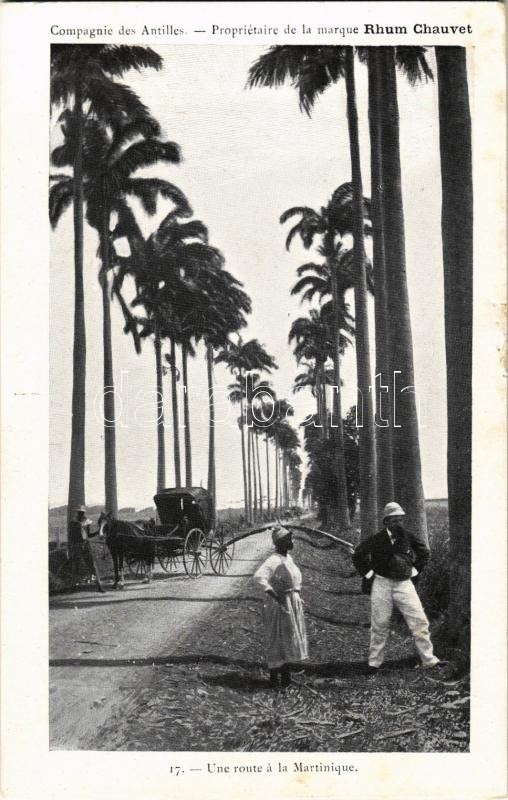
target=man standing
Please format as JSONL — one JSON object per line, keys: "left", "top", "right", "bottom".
{"left": 68, "top": 505, "right": 103, "bottom": 591}
{"left": 353, "top": 502, "right": 441, "bottom": 674}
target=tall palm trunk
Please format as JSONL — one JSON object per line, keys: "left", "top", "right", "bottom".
{"left": 206, "top": 343, "right": 216, "bottom": 523}
{"left": 255, "top": 432, "right": 263, "bottom": 519}
{"left": 436, "top": 47, "right": 473, "bottom": 646}
{"left": 368, "top": 47, "right": 394, "bottom": 509}
{"left": 283, "top": 452, "right": 289, "bottom": 508}
{"left": 154, "top": 319, "right": 165, "bottom": 492}
{"left": 329, "top": 251, "right": 352, "bottom": 529}
{"left": 67, "top": 80, "right": 86, "bottom": 528}
{"left": 251, "top": 429, "right": 258, "bottom": 521}
{"left": 239, "top": 412, "right": 248, "bottom": 520}
{"left": 99, "top": 205, "right": 118, "bottom": 517}
{"left": 321, "top": 362, "right": 328, "bottom": 435}
{"left": 181, "top": 344, "right": 192, "bottom": 487}
{"left": 345, "top": 46, "right": 378, "bottom": 540}
{"left": 265, "top": 435, "right": 271, "bottom": 517}
{"left": 239, "top": 380, "right": 248, "bottom": 521}
{"left": 316, "top": 360, "right": 326, "bottom": 439}
{"left": 274, "top": 436, "right": 279, "bottom": 515}
{"left": 280, "top": 451, "right": 285, "bottom": 509}
{"left": 379, "top": 46, "right": 427, "bottom": 543}
{"left": 169, "top": 337, "right": 181, "bottom": 488}
{"left": 246, "top": 407, "right": 252, "bottom": 523}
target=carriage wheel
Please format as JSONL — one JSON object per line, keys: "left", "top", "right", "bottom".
{"left": 157, "top": 549, "right": 182, "bottom": 574}
{"left": 209, "top": 527, "right": 235, "bottom": 575}
{"left": 183, "top": 528, "right": 207, "bottom": 578}
{"left": 126, "top": 554, "right": 147, "bottom": 578}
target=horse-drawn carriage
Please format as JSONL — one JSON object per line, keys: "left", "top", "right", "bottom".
{"left": 101, "top": 487, "right": 236, "bottom": 584}
{"left": 50, "top": 488, "right": 354, "bottom": 594}
{"left": 151, "top": 487, "right": 235, "bottom": 577}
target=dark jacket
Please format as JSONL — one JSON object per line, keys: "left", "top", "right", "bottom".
{"left": 353, "top": 528, "right": 430, "bottom": 582}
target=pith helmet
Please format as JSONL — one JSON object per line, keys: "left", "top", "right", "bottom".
{"left": 382, "top": 502, "right": 406, "bottom": 520}
{"left": 75, "top": 504, "right": 87, "bottom": 513}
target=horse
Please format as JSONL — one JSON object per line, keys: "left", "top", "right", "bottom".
{"left": 97, "top": 512, "right": 156, "bottom": 589}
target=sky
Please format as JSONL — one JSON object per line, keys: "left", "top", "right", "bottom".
{"left": 49, "top": 45, "right": 448, "bottom": 511}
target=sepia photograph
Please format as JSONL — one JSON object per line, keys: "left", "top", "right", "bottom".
{"left": 48, "top": 41, "right": 473, "bottom": 753}
{"left": 1, "top": 2, "right": 506, "bottom": 798}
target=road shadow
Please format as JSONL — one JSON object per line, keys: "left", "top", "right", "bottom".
{"left": 50, "top": 653, "right": 263, "bottom": 669}
{"left": 49, "top": 652, "right": 423, "bottom": 680}
{"left": 298, "top": 561, "right": 355, "bottom": 578}
{"left": 318, "top": 587, "right": 362, "bottom": 598}
{"left": 215, "top": 574, "right": 254, "bottom": 579}
{"left": 305, "top": 609, "right": 370, "bottom": 628}
{"left": 50, "top": 594, "right": 263, "bottom": 611}
{"left": 199, "top": 671, "right": 269, "bottom": 692}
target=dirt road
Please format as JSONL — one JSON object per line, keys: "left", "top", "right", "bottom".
{"left": 49, "top": 528, "right": 274, "bottom": 749}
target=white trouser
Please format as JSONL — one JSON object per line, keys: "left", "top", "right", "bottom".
{"left": 369, "top": 575, "right": 439, "bottom": 668}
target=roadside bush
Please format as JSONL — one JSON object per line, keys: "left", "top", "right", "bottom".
{"left": 302, "top": 407, "right": 359, "bottom": 529}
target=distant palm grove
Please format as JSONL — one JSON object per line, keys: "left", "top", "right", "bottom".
{"left": 50, "top": 45, "right": 472, "bottom": 647}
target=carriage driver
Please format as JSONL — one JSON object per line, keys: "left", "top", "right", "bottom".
{"left": 353, "top": 502, "right": 442, "bottom": 675}
{"left": 68, "top": 505, "right": 97, "bottom": 585}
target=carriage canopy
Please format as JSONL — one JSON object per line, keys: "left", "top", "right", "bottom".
{"left": 153, "top": 487, "right": 214, "bottom": 531}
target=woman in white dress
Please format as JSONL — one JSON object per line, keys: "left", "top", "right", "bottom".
{"left": 253, "top": 526, "right": 308, "bottom": 688}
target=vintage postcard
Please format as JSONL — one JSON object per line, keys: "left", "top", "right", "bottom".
{"left": 0, "top": 2, "right": 506, "bottom": 799}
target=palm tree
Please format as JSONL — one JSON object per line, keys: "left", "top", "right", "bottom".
{"left": 175, "top": 262, "right": 252, "bottom": 517}
{"left": 164, "top": 340, "right": 182, "bottom": 488}
{"left": 282, "top": 185, "right": 365, "bottom": 524}
{"left": 435, "top": 46, "right": 473, "bottom": 646}
{"left": 178, "top": 324, "right": 197, "bottom": 487}
{"left": 372, "top": 46, "right": 432, "bottom": 542}
{"left": 287, "top": 450, "right": 302, "bottom": 505}
{"left": 249, "top": 374, "right": 274, "bottom": 521}
{"left": 289, "top": 304, "right": 353, "bottom": 441}
{"left": 50, "top": 112, "right": 184, "bottom": 514}
{"left": 269, "top": 400, "right": 295, "bottom": 515}
{"left": 226, "top": 382, "right": 249, "bottom": 521}
{"left": 216, "top": 338, "right": 277, "bottom": 522}
{"left": 196, "top": 269, "right": 252, "bottom": 520}
{"left": 276, "top": 422, "right": 300, "bottom": 513}
{"left": 344, "top": 48, "right": 378, "bottom": 540}
{"left": 293, "top": 360, "right": 336, "bottom": 431}
{"left": 112, "top": 204, "right": 230, "bottom": 493}
{"left": 366, "top": 47, "right": 393, "bottom": 509}
{"left": 249, "top": 47, "right": 378, "bottom": 535}
{"left": 50, "top": 44, "right": 164, "bottom": 526}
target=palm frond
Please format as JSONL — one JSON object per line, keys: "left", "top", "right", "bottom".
{"left": 113, "top": 140, "right": 181, "bottom": 179}
{"left": 49, "top": 178, "right": 73, "bottom": 228}
{"left": 295, "top": 262, "right": 329, "bottom": 278}
{"left": 155, "top": 217, "right": 207, "bottom": 252}
{"left": 50, "top": 73, "right": 71, "bottom": 107}
{"left": 50, "top": 142, "right": 74, "bottom": 169}
{"left": 291, "top": 275, "right": 329, "bottom": 301}
{"left": 112, "top": 284, "right": 143, "bottom": 354}
{"left": 280, "top": 206, "right": 319, "bottom": 225}
{"left": 395, "top": 46, "right": 434, "bottom": 84}
{"left": 87, "top": 79, "right": 154, "bottom": 123}
{"left": 296, "top": 47, "right": 346, "bottom": 115}
{"left": 247, "top": 45, "right": 305, "bottom": 89}
{"left": 109, "top": 115, "right": 161, "bottom": 157}
{"left": 126, "top": 178, "right": 189, "bottom": 216}
{"left": 96, "top": 46, "right": 163, "bottom": 77}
